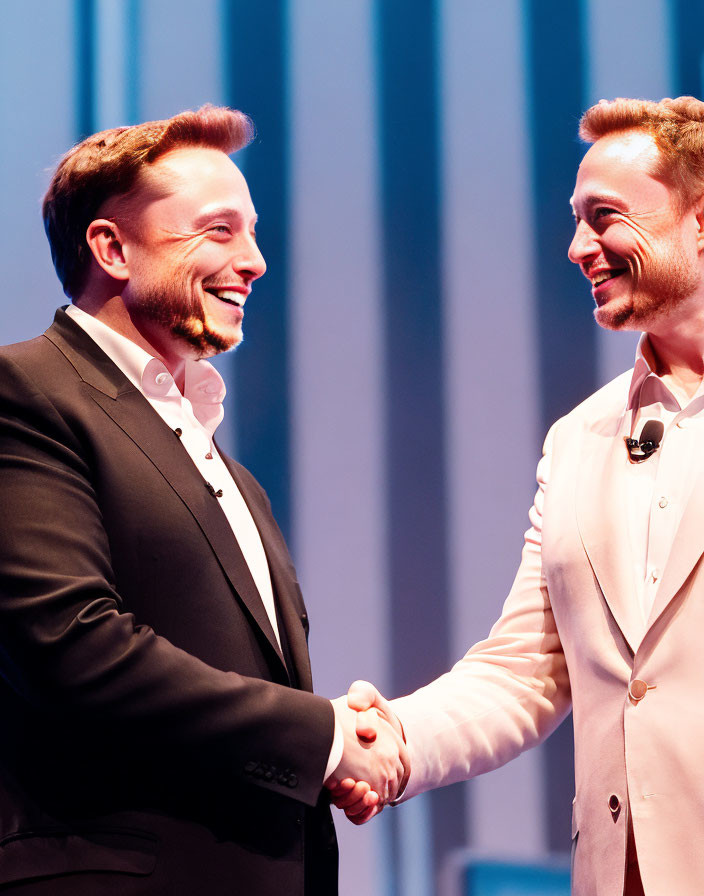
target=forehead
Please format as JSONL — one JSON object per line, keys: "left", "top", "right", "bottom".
{"left": 137, "top": 146, "right": 255, "bottom": 223}
{"left": 571, "top": 130, "right": 674, "bottom": 210}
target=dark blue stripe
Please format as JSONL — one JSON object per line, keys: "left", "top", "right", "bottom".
{"left": 221, "top": 0, "right": 291, "bottom": 539}
{"left": 375, "top": 0, "right": 465, "bottom": 884}
{"left": 670, "top": 0, "right": 704, "bottom": 96}
{"left": 524, "top": 0, "right": 590, "bottom": 852}
{"left": 74, "top": 0, "right": 95, "bottom": 139}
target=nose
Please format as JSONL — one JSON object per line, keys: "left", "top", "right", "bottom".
{"left": 568, "top": 219, "right": 600, "bottom": 266}
{"left": 237, "top": 235, "right": 267, "bottom": 283}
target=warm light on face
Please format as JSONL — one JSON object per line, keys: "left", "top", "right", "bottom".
{"left": 568, "top": 131, "right": 701, "bottom": 333}
{"left": 120, "top": 146, "right": 266, "bottom": 363}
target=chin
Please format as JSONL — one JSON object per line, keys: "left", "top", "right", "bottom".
{"left": 593, "top": 297, "right": 639, "bottom": 331}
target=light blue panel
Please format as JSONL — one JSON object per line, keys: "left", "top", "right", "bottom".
{"left": 94, "top": 0, "right": 131, "bottom": 130}
{"left": 583, "top": 0, "right": 672, "bottom": 385}
{"left": 139, "top": 0, "right": 224, "bottom": 120}
{"left": 439, "top": 0, "right": 546, "bottom": 860}
{"left": 398, "top": 793, "right": 434, "bottom": 896}
{"left": 0, "top": 1, "right": 76, "bottom": 343}
{"left": 287, "top": 1, "right": 391, "bottom": 893}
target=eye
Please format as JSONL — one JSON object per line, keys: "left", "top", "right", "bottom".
{"left": 593, "top": 207, "right": 618, "bottom": 220}
{"left": 209, "top": 224, "right": 232, "bottom": 235}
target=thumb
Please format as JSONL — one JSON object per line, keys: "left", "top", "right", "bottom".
{"left": 347, "top": 679, "right": 381, "bottom": 712}
{"left": 348, "top": 680, "right": 388, "bottom": 743}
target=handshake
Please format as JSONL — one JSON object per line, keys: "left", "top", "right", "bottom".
{"left": 324, "top": 681, "right": 409, "bottom": 825}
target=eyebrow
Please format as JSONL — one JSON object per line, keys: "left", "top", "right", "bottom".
{"left": 193, "top": 207, "right": 259, "bottom": 227}
{"left": 570, "top": 193, "right": 624, "bottom": 215}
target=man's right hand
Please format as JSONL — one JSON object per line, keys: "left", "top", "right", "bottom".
{"left": 325, "top": 692, "right": 408, "bottom": 824}
{"left": 325, "top": 681, "right": 409, "bottom": 824}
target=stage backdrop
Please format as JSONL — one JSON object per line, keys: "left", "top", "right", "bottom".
{"left": 0, "top": 1, "right": 698, "bottom": 893}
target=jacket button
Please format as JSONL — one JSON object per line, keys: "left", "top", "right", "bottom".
{"left": 608, "top": 794, "right": 620, "bottom": 814}
{"left": 287, "top": 774, "right": 298, "bottom": 788}
{"left": 244, "top": 761, "right": 257, "bottom": 775}
{"left": 629, "top": 679, "right": 649, "bottom": 702}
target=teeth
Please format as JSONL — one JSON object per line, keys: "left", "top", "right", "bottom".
{"left": 591, "top": 271, "right": 612, "bottom": 286}
{"left": 211, "top": 289, "right": 243, "bottom": 305}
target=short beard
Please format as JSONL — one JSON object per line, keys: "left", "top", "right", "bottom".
{"left": 594, "top": 244, "right": 700, "bottom": 332}
{"left": 134, "top": 284, "right": 238, "bottom": 357}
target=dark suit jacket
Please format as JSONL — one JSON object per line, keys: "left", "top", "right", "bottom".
{"left": 0, "top": 309, "right": 338, "bottom": 895}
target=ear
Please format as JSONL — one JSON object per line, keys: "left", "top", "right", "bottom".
{"left": 85, "top": 219, "right": 130, "bottom": 281}
{"left": 694, "top": 197, "right": 704, "bottom": 253}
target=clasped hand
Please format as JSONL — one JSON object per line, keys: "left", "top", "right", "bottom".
{"left": 324, "top": 680, "right": 408, "bottom": 825}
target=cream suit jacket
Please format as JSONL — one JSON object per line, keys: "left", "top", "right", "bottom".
{"left": 393, "top": 368, "right": 704, "bottom": 896}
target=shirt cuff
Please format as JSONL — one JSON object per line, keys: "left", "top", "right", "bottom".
{"left": 324, "top": 713, "right": 345, "bottom": 782}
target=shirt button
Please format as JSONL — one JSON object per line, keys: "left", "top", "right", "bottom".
{"left": 676, "top": 418, "right": 688, "bottom": 428}
{"left": 155, "top": 372, "right": 169, "bottom": 386}
{"left": 205, "top": 452, "right": 213, "bottom": 460}
{"left": 658, "top": 497, "right": 668, "bottom": 509}
{"left": 650, "top": 568, "right": 659, "bottom": 582}
{"left": 608, "top": 794, "right": 621, "bottom": 814}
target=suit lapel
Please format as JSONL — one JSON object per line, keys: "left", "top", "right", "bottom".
{"left": 222, "top": 457, "right": 314, "bottom": 692}
{"left": 576, "top": 407, "right": 643, "bottom": 654}
{"left": 45, "top": 310, "right": 288, "bottom": 674}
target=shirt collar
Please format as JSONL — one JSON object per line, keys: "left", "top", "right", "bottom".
{"left": 627, "top": 333, "right": 662, "bottom": 410}
{"left": 65, "top": 305, "right": 226, "bottom": 436}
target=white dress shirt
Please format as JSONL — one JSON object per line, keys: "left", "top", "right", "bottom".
{"left": 624, "top": 333, "right": 704, "bottom": 633}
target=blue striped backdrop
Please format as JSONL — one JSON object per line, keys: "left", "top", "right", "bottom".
{"left": 0, "top": 1, "right": 697, "bottom": 893}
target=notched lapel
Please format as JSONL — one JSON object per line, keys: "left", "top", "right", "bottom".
{"left": 576, "top": 408, "right": 643, "bottom": 653}
{"left": 222, "top": 457, "right": 314, "bottom": 693}
{"left": 46, "top": 310, "right": 287, "bottom": 672}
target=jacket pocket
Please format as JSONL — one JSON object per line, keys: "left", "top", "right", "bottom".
{"left": 0, "top": 826, "right": 158, "bottom": 885}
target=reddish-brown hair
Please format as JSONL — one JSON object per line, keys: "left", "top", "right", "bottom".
{"left": 579, "top": 96, "right": 704, "bottom": 210}
{"left": 43, "top": 105, "right": 254, "bottom": 298}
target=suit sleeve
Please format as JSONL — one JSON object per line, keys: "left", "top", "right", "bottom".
{"left": 0, "top": 353, "right": 333, "bottom": 807}
{"left": 392, "top": 422, "right": 572, "bottom": 799}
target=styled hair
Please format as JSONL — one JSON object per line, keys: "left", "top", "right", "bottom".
{"left": 42, "top": 105, "right": 254, "bottom": 298}
{"left": 579, "top": 96, "right": 704, "bottom": 211}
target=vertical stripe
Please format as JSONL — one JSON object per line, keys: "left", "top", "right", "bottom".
{"left": 439, "top": 0, "right": 546, "bottom": 859}
{"left": 222, "top": 0, "right": 291, "bottom": 537}
{"left": 94, "top": 0, "right": 129, "bottom": 131}
{"left": 125, "top": 0, "right": 141, "bottom": 124}
{"left": 75, "top": 0, "right": 95, "bottom": 138}
{"left": 375, "top": 0, "right": 463, "bottom": 888}
{"left": 583, "top": 0, "right": 671, "bottom": 386}
{"left": 670, "top": 0, "right": 704, "bottom": 96}
{"left": 287, "top": 1, "right": 390, "bottom": 894}
{"left": 524, "top": 0, "right": 589, "bottom": 852}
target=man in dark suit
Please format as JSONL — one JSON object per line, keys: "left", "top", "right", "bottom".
{"left": 0, "top": 106, "right": 407, "bottom": 895}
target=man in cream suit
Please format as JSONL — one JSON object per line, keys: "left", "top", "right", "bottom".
{"left": 338, "top": 96, "right": 704, "bottom": 895}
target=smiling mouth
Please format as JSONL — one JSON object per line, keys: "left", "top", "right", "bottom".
{"left": 590, "top": 268, "right": 627, "bottom": 287}
{"left": 205, "top": 287, "right": 245, "bottom": 307}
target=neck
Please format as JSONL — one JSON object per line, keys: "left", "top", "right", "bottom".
{"left": 74, "top": 294, "right": 188, "bottom": 392}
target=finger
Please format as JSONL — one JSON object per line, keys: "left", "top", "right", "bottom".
{"left": 326, "top": 777, "right": 359, "bottom": 799}
{"left": 332, "top": 780, "right": 372, "bottom": 810}
{"left": 344, "top": 792, "right": 379, "bottom": 816}
{"left": 346, "top": 802, "right": 383, "bottom": 825}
